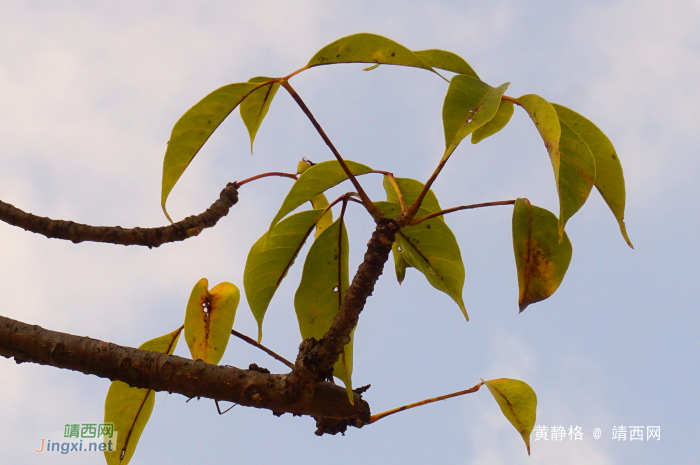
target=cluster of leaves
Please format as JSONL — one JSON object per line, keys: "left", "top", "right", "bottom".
{"left": 103, "top": 33, "right": 630, "bottom": 464}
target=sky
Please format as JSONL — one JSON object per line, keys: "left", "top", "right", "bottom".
{"left": 0, "top": 1, "right": 698, "bottom": 464}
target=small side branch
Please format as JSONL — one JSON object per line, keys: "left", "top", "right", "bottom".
{"left": 280, "top": 80, "right": 381, "bottom": 221}
{"left": 230, "top": 329, "right": 294, "bottom": 370}
{"left": 0, "top": 183, "right": 240, "bottom": 248}
{"left": 369, "top": 382, "right": 484, "bottom": 424}
{"left": 409, "top": 200, "right": 516, "bottom": 225}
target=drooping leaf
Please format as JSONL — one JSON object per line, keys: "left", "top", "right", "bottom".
{"left": 104, "top": 328, "right": 181, "bottom": 465}
{"left": 375, "top": 202, "right": 467, "bottom": 319}
{"left": 471, "top": 99, "right": 514, "bottom": 144}
{"left": 382, "top": 176, "right": 444, "bottom": 284}
{"left": 512, "top": 198, "right": 572, "bottom": 312}
{"left": 551, "top": 103, "right": 632, "bottom": 248}
{"left": 517, "top": 95, "right": 596, "bottom": 237}
{"left": 244, "top": 209, "right": 327, "bottom": 341}
{"left": 307, "top": 33, "right": 435, "bottom": 75}
{"left": 161, "top": 81, "right": 260, "bottom": 221}
{"left": 184, "top": 278, "right": 240, "bottom": 365}
{"left": 270, "top": 159, "right": 372, "bottom": 229}
{"left": 483, "top": 378, "right": 538, "bottom": 455}
{"left": 294, "top": 218, "right": 354, "bottom": 403}
{"left": 443, "top": 76, "right": 510, "bottom": 160}
{"left": 413, "top": 49, "right": 479, "bottom": 78}
{"left": 240, "top": 76, "right": 280, "bottom": 154}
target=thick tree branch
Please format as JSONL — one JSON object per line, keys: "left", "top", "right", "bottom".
{"left": 0, "top": 183, "right": 239, "bottom": 248}
{"left": 0, "top": 314, "right": 370, "bottom": 423}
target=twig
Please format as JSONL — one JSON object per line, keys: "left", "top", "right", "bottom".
{"left": 279, "top": 80, "right": 381, "bottom": 221}
{"left": 409, "top": 200, "right": 516, "bottom": 225}
{"left": 369, "top": 382, "right": 484, "bottom": 424}
{"left": 0, "top": 183, "right": 239, "bottom": 247}
{"left": 235, "top": 172, "right": 298, "bottom": 188}
{"left": 230, "top": 329, "right": 294, "bottom": 370}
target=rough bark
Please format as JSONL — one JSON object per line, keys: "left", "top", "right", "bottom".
{"left": 0, "top": 183, "right": 239, "bottom": 247}
{"left": 0, "top": 314, "right": 370, "bottom": 422}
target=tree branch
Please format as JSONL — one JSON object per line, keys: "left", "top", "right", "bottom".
{"left": 0, "top": 183, "right": 239, "bottom": 248}
{"left": 0, "top": 314, "right": 370, "bottom": 423}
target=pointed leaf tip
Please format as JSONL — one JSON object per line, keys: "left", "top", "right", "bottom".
{"left": 483, "top": 378, "right": 537, "bottom": 455}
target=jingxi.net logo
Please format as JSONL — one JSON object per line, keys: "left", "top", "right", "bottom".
{"left": 35, "top": 423, "right": 118, "bottom": 455}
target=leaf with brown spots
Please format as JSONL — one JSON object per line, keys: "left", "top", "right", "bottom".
{"left": 517, "top": 95, "right": 596, "bottom": 238}
{"left": 184, "top": 278, "right": 240, "bottom": 365}
{"left": 512, "top": 198, "right": 572, "bottom": 312}
{"left": 551, "top": 103, "right": 632, "bottom": 248}
{"left": 483, "top": 378, "right": 538, "bottom": 455}
{"left": 104, "top": 327, "right": 182, "bottom": 465}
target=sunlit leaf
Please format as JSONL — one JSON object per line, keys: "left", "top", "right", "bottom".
{"left": 104, "top": 328, "right": 181, "bottom": 465}
{"left": 184, "top": 278, "right": 240, "bottom": 365}
{"left": 512, "top": 198, "right": 572, "bottom": 312}
{"left": 240, "top": 76, "right": 280, "bottom": 154}
{"left": 244, "top": 209, "right": 327, "bottom": 341}
{"left": 517, "top": 94, "right": 596, "bottom": 237}
{"left": 309, "top": 193, "right": 333, "bottom": 238}
{"left": 414, "top": 49, "right": 478, "bottom": 78}
{"left": 161, "top": 81, "right": 260, "bottom": 221}
{"left": 443, "top": 76, "right": 510, "bottom": 160}
{"left": 375, "top": 202, "right": 467, "bottom": 319}
{"left": 551, "top": 103, "right": 632, "bottom": 248}
{"left": 307, "top": 33, "right": 435, "bottom": 75}
{"left": 471, "top": 99, "right": 514, "bottom": 144}
{"left": 270, "top": 159, "right": 372, "bottom": 229}
{"left": 483, "top": 378, "right": 538, "bottom": 455}
{"left": 382, "top": 176, "right": 443, "bottom": 284}
{"left": 294, "top": 218, "right": 354, "bottom": 403}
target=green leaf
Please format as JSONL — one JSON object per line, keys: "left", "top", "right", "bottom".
{"left": 294, "top": 218, "right": 354, "bottom": 403}
{"left": 551, "top": 103, "right": 632, "bottom": 248}
{"left": 375, "top": 201, "right": 467, "bottom": 320}
{"left": 382, "top": 176, "right": 443, "bottom": 284}
{"left": 240, "top": 77, "right": 280, "bottom": 154}
{"left": 307, "top": 33, "right": 435, "bottom": 75}
{"left": 413, "top": 49, "right": 479, "bottom": 78}
{"left": 104, "top": 328, "right": 181, "bottom": 465}
{"left": 244, "top": 209, "right": 327, "bottom": 341}
{"left": 184, "top": 278, "right": 240, "bottom": 365}
{"left": 443, "top": 76, "right": 510, "bottom": 160}
{"left": 471, "top": 99, "right": 514, "bottom": 144}
{"left": 161, "top": 81, "right": 260, "bottom": 221}
{"left": 512, "top": 198, "right": 572, "bottom": 312}
{"left": 483, "top": 378, "right": 538, "bottom": 455}
{"left": 270, "top": 159, "right": 372, "bottom": 229}
{"left": 517, "top": 95, "right": 596, "bottom": 237}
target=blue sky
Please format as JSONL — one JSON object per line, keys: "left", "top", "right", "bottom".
{"left": 0, "top": 1, "right": 698, "bottom": 464}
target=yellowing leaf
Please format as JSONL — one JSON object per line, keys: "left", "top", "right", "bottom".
{"left": 382, "top": 177, "right": 443, "bottom": 284}
{"left": 413, "top": 49, "right": 479, "bottom": 78}
{"left": 375, "top": 201, "right": 467, "bottom": 320}
{"left": 270, "top": 159, "right": 372, "bottom": 229}
{"left": 244, "top": 209, "right": 327, "bottom": 341}
{"left": 518, "top": 95, "right": 596, "bottom": 237}
{"left": 294, "top": 218, "right": 354, "bottom": 403}
{"left": 184, "top": 278, "right": 240, "bottom": 365}
{"left": 471, "top": 99, "right": 514, "bottom": 144}
{"left": 512, "top": 198, "right": 572, "bottom": 312}
{"left": 443, "top": 76, "right": 510, "bottom": 160}
{"left": 104, "top": 328, "right": 181, "bottom": 465}
{"left": 240, "top": 76, "right": 280, "bottom": 154}
{"left": 309, "top": 193, "right": 333, "bottom": 238}
{"left": 161, "top": 82, "right": 260, "bottom": 221}
{"left": 307, "top": 33, "right": 435, "bottom": 74}
{"left": 551, "top": 103, "right": 632, "bottom": 248}
{"left": 483, "top": 378, "right": 538, "bottom": 455}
